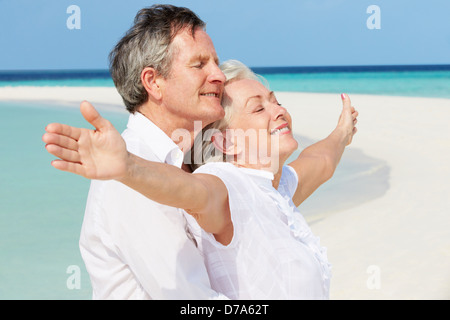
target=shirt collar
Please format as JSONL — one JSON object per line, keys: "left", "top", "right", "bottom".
{"left": 126, "top": 112, "right": 184, "bottom": 168}
{"left": 236, "top": 166, "right": 274, "bottom": 188}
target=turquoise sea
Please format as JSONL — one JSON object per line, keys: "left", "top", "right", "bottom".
{"left": 1, "top": 66, "right": 449, "bottom": 299}
{"left": 0, "top": 101, "right": 128, "bottom": 299}
{"left": 2, "top": 65, "right": 450, "bottom": 98}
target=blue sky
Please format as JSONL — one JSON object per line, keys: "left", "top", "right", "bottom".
{"left": 0, "top": 0, "right": 449, "bottom": 70}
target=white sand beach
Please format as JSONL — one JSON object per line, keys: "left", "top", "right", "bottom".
{"left": 1, "top": 86, "right": 449, "bottom": 299}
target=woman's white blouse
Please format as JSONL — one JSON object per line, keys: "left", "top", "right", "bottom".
{"left": 184, "top": 162, "right": 331, "bottom": 300}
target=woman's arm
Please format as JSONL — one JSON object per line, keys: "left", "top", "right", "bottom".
{"left": 288, "top": 93, "right": 358, "bottom": 207}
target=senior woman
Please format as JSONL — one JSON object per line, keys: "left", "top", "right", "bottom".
{"left": 44, "top": 60, "right": 358, "bottom": 299}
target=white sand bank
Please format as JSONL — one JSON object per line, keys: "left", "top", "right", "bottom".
{"left": 1, "top": 86, "right": 449, "bottom": 299}
{"left": 0, "top": 86, "right": 126, "bottom": 113}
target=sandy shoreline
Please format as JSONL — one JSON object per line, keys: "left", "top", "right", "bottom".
{"left": 2, "top": 86, "right": 450, "bottom": 299}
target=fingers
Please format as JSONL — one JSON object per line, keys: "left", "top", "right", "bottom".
{"left": 45, "top": 122, "right": 82, "bottom": 141}
{"left": 341, "top": 93, "right": 352, "bottom": 109}
{"left": 353, "top": 109, "right": 359, "bottom": 125}
{"left": 339, "top": 94, "right": 359, "bottom": 142}
{"left": 42, "top": 132, "right": 78, "bottom": 151}
{"left": 45, "top": 101, "right": 107, "bottom": 139}
{"left": 80, "top": 101, "right": 111, "bottom": 131}
{"left": 45, "top": 144, "right": 81, "bottom": 163}
{"left": 51, "top": 160, "right": 86, "bottom": 177}
{"left": 342, "top": 93, "right": 359, "bottom": 124}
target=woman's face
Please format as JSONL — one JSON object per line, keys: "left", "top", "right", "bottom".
{"left": 223, "top": 78, "right": 298, "bottom": 171}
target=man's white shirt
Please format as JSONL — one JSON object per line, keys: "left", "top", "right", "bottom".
{"left": 79, "top": 112, "right": 226, "bottom": 299}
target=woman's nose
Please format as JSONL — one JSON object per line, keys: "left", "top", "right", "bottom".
{"left": 273, "top": 103, "right": 287, "bottom": 120}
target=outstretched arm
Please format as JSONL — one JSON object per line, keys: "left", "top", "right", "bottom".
{"left": 43, "top": 101, "right": 232, "bottom": 243}
{"left": 117, "top": 155, "right": 231, "bottom": 242}
{"left": 288, "top": 93, "right": 358, "bottom": 207}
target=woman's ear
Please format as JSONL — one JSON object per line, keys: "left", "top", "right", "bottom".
{"left": 211, "top": 130, "right": 241, "bottom": 156}
{"left": 141, "top": 67, "right": 163, "bottom": 101}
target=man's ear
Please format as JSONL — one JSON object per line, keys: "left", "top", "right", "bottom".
{"left": 211, "top": 130, "right": 241, "bottom": 156}
{"left": 141, "top": 67, "right": 163, "bottom": 101}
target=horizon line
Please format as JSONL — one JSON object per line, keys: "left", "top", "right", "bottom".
{"left": 1, "top": 64, "right": 450, "bottom": 75}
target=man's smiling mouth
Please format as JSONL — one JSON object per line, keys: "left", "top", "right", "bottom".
{"left": 200, "top": 93, "right": 220, "bottom": 98}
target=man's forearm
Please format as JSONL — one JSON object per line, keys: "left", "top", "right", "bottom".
{"left": 116, "top": 153, "right": 229, "bottom": 237}
{"left": 117, "top": 153, "right": 206, "bottom": 212}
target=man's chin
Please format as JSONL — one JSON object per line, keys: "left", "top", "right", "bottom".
{"left": 203, "top": 103, "right": 225, "bottom": 121}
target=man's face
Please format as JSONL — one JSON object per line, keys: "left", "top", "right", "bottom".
{"left": 159, "top": 27, "right": 226, "bottom": 130}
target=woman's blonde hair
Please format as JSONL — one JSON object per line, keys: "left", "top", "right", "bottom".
{"left": 189, "top": 60, "right": 269, "bottom": 171}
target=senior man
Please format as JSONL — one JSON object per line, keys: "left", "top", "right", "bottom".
{"left": 46, "top": 5, "right": 227, "bottom": 299}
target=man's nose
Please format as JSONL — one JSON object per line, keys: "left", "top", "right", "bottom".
{"left": 208, "top": 63, "right": 226, "bottom": 84}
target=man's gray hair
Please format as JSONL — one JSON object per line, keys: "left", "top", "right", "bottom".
{"left": 189, "top": 60, "right": 269, "bottom": 171}
{"left": 109, "top": 4, "right": 206, "bottom": 113}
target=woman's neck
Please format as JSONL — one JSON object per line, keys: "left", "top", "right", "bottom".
{"left": 230, "top": 160, "right": 285, "bottom": 190}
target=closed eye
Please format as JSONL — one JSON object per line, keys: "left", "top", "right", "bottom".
{"left": 193, "top": 62, "right": 205, "bottom": 69}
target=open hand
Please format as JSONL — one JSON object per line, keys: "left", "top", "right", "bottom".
{"left": 337, "top": 93, "right": 358, "bottom": 146}
{"left": 42, "top": 101, "right": 129, "bottom": 180}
